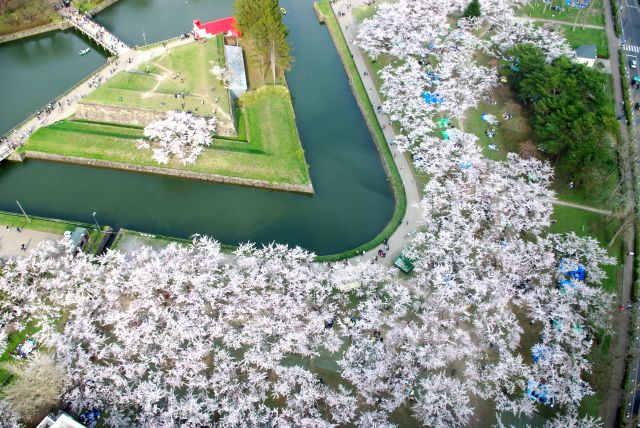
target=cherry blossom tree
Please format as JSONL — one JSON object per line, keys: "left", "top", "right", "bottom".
{"left": 0, "top": 399, "right": 22, "bottom": 428}
{"left": 137, "top": 111, "right": 216, "bottom": 165}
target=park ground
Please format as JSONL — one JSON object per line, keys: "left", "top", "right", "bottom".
{"left": 21, "top": 39, "right": 311, "bottom": 188}
{"left": 350, "top": 0, "right": 622, "bottom": 420}
{"left": 83, "top": 38, "right": 235, "bottom": 135}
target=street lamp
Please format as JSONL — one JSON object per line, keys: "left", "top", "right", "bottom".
{"left": 92, "top": 212, "right": 101, "bottom": 230}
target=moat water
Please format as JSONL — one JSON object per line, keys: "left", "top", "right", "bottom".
{"left": 0, "top": 0, "right": 395, "bottom": 255}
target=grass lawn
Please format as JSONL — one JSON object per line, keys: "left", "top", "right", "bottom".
{"left": 24, "top": 85, "right": 311, "bottom": 186}
{"left": 0, "top": 322, "right": 40, "bottom": 386}
{"left": 83, "top": 39, "right": 233, "bottom": 133}
{"left": 548, "top": 204, "right": 623, "bottom": 293}
{"left": 73, "top": 0, "right": 104, "bottom": 13}
{"left": 0, "top": 211, "right": 82, "bottom": 235}
{"left": 560, "top": 25, "right": 609, "bottom": 58}
{"left": 461, "top": 85, "right": 533, "bottom": 161}
{"left": 518, "top": 0, "right": 605, "bottom": 27}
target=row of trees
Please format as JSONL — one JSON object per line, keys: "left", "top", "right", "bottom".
{"left": 505, "top": 44, "right": 618, "bottom": 185}
{"left": 234, "top": 0, "right": 292, "bottom": 84}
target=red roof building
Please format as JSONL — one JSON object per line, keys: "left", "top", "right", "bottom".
{"left": 193, "top": 17, "right": 240, "bottom": 39}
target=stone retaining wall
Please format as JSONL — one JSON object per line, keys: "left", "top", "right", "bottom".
{"left": 76, "top": 103, "right": 166, "bottom": 127}
{"left": 0, "top": 21, "right": 72, "bottom": 45}
{"left": 21, "top": 151, "right": 315, "bottom": 195}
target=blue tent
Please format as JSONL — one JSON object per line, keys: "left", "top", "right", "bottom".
{"left": 567, "top": 265, "right": 586, "bottom": 281}
{"left": 458, "top": 160, "right": 473, "bottom": 170}
{"left": 559, "top": 259, "right": 586, "bottom": 281}
{"left": 425, "top": 71, "right": 440, "bottom": 84}
{"left": 422, "top": 91, "right": 444, "bottom": 104}
{"left": 527, "top": 380, "right": 554, "bottom": 405}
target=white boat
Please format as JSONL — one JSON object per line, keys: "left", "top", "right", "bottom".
{"left": 79, "top": 48, "right": 91, "bottom": 56}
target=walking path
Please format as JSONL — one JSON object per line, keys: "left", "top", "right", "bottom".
{"left": 551, "top": 199, "right": 614, "bottom": 215}
{"left": 0, "top": 227, "right": 61, "bottom": 259}
{"left": 518, "top": 16, "right": 606, "bottom": 29}
{"left": 61, "top": 7, "right": 129, "bottom": 56}
{"left": 330, "top": 0, "right": 423, "bottom": 267}
{"left": 0, "top": 37, "right": 194, "bottom": 162}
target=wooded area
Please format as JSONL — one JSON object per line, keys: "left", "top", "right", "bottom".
{"left": 234, "top": 0, "right": 291, "bottom": 84}
{"left": 505, "top": 44, "right": 617, "bottom": 186}
{"left": 0, "top": 0, "right": 57, "bottom": 33}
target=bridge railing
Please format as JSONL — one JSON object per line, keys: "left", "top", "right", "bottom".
{"left": 137, "top": 36, "right": 182, "bottom": 51}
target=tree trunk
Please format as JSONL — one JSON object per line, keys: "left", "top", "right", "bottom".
{"left": 271, "top": 40, "right": 277, "bottom": 84}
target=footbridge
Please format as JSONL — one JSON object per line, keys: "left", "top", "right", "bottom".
{"left": 0, "top": 141, "right": 15, "bottom": 162}
{"left": 62, "top": 8, "right": 129, "bottom": 56}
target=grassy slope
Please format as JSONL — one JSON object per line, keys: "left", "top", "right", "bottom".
{"left": 24, "top": 86, "right": 310, "bottom": 185}
{"left": 84, "top": 40, "right": 231, "bottom": 120}
{"left": 0, "top": 211, "right": 81, "bottom": 235}
{"left": 314, "top": 0, "right": 406, "bottom": 261}
{"left": 518, "top": 0, "right": 605, "bottom": 26}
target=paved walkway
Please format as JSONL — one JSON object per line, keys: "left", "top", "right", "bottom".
{"left": 0, "top": 226, "right": 61, "bottom": 259}
{"left": 331, "top": 0, "right": 424, "bottom": 267}
{"left": 519, "top": 16, "right": 606, "bottom": 29}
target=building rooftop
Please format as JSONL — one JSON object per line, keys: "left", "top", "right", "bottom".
{"left": 69, "top": 227, "right": 88, "bottom": 249}
{"left": 193, "top": 17, "right": 240, "bottom": 37}
{"left": 37, "top": 413, "right": 86, "bottom": 428}
{"left": 224, "top": 44, "right": 248, "bottom": 97}
{"left": 575, "top": 44, "right": 597, "bottom": 59}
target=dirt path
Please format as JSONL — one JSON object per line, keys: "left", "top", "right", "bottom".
{"left": 518, "top": 16, "right": 606, "bottom": 29}
{"left": 551, "top": 199, "right": 614, "bottom": 215}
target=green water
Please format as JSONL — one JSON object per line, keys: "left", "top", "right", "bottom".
{"left": 0, "top": 0, "right": 395, "bottom": 255}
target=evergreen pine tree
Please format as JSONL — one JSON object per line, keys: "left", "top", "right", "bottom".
{"left": 234, "top": 0, "right": 292, "bottom": 84}
{"left": 463, "top": 0, "right": 481, "bottom": 18}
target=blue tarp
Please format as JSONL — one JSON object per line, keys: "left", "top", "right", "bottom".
{"left": 458, "top": 160, "right": 473, "bottom": 170}
{"left": 532, "top": 344, "right": 548, "bottom": 363}
{"left": 527, "top": 380, "right": 554, "bottom": 405}
{"left": 559, "top": 259, "right": 586, "bottom": 281}
{"left": 422, "top": 91, "right": 444, "bottom": 104}
{"left": 566, "top": 0, "right": 590, "bottom": 8}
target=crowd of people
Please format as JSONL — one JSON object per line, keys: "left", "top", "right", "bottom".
{"left": 62, "top": 8, "right": 128, "bottom": 56}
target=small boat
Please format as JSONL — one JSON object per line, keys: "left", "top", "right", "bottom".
{"left": 280, "top": 7, "right": 287, "bottom": 14}
{"left": 79, "top": 48, "right": 91, "bottom": 56}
